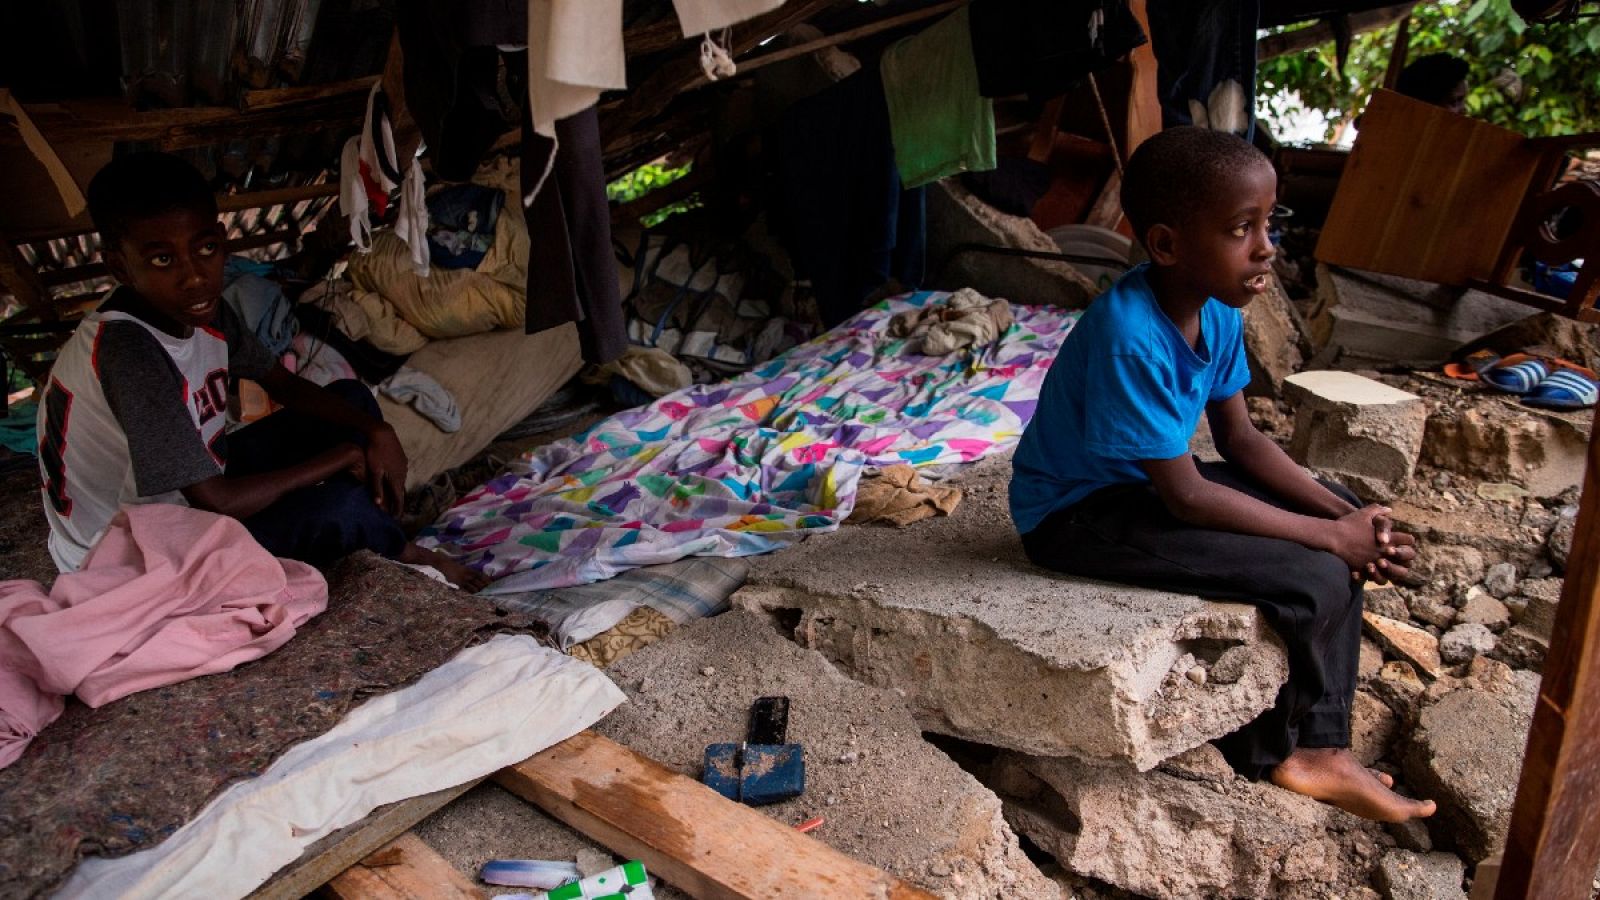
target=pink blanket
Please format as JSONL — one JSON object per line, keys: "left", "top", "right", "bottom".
{"left": 0, "top": 504, "right": 328, "bottom": 768}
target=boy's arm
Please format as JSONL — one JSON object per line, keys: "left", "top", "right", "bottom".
{"left": 258, "top": 365, "right": 408, "bottom": 513}
{"left": 1206, "top": 392, "right": 1355, "bottom": 519}
{"left": 183, "top": 443, "right": 363, "bottom": 520}
{"left": 1139, "top": 452, "right": 1393, "bottom": 576}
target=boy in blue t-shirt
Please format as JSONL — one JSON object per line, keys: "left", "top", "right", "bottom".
{"left": 1011, "top": 128, "right": 1434, "bottom": 823}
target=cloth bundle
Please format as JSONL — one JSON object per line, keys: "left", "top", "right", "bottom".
{"left": 0, "top": 505, "right": 328, "bottom": 769}
{"left": 846, "top": 464, "right": 962, "bottom": 527}
{"left": 887, "top": 287, "right": 1015, "bottom": 355}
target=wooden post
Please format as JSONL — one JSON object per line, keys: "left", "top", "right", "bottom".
{"left": 1494, "top": 422, "right": 1600, "bottom": 898}
{"left": 1381, "top": 15, "right": 1412, "bottom": 91}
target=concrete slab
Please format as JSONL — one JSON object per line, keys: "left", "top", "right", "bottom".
{"left": 592, "top": 610, "right": 1059, "bottom": 899}
{"left": 1283, "top": 371, "right": 1427, "bottom": 502}
{"left": 990, "top": 746, "right": 1387, "bottom": 900}
{"left": 734, "top": 456, "right": 1290, "bottom": 770}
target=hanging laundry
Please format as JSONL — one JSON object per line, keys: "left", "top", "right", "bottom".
{"left": 340, "top": 82, "right": 431, "bottom": 266}
{"left": 0, "top": 504, "right": 327, "bottom": 769}
{"left": 1146, "top": 0, "right": 1260, "bottom": 136}
{"left": 427, "top": 183, "right": 505, "bottom": 270}
{"left": 879, "top": 7, "right": 996, "bottom": 190}
{"left": 967, "top": 0, "right": 1147, "bottom": 101}
{"left": 379, "top": 366, "right": 462, "bottom": 433}
{"left": 775, "top": 71, "right": 926, "bottom": 328}
{"left": 396, "top": 158, "right": 431, "bottom": 277}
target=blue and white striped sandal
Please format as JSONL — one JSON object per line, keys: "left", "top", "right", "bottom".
{"left": 1481, "top": 355, "right": 1549, "bottom": 394}
{"left": 1523, "top": 365, "right": 1600, "bottom": 410}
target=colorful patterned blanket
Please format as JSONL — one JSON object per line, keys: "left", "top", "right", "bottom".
{"left": 420, "top": 292, "right": 1076, "bottom": 592}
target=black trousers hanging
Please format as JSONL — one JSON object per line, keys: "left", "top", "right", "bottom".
{"left": 1020, "top": 460, "right": 1363, "bottom": 780}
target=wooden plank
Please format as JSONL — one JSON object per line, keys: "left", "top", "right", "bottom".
{"left": 1122, "top": 0, "right": 1161, "bottom": 159}
{"left": 3, "top": 94, "right": 367, "bottom": 151}
{"left": 324, "top": 833, "right": 485, "bottom": 900}
{"left": 247, "top": 780, "right": 483, "bottom": 900}
{"left": 730, "top": 0, "right": 966, "bottom": 79}
{"left": 242, "top": 76, "right": 379, "bottom": 111}
{"left": 495, "top": 731, "right": 939, "bottom": 900}
{"left": 1315, "top": 89, "right": 1542, "bottom": 286}
{"left": 1257, "top": 3, "right": 1416, "bottom": 60}
{"left": 1085, "top": 170, "right": 1126, "bottom": 232}
{"left": 601, "top": 0, "right": 835, "bottom": 154}
{"left": 1494, "top": 424, "right": 1600, "bottom": 899}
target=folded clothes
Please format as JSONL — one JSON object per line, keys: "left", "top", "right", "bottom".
{"left": 0, "top": 505, "right": 327, "bottom": 769}
{"left": 887, "top": 287, "right": 1014, "bottom": 355}
{"left": 379, "top": 366, "right": 462, "bottom": 432}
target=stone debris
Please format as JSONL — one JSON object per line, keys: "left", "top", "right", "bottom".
{"left": 1364, "top": 612, "right": 1444, "bottom": 679}
{"left": 596, "top": 611, "right": 1060, "bottom": 899}
{"left": 1283, "top": 370, "right": 1428, "bottom": 502}
{"left": 1242, "top": 273, "right": 1306, "bottom": 397}
{"left": 1352, "top": 689, "right": 1400, "bottom": 766}
{"left": 926, "top": 180, "right": 1096, "bottom": 311}
{"left": 1421, "top": 401, "right": 1588, "bottom": 500}
{"left": 1371, "top": 661, "right": 1428, "bottom": 721}
{"left": 1547, "top": 506, "right": 1577, "bottom": 572}
{"left": 1374, "top": 850, "right": 1467, "bottom": 900}
{"left": 1482, "top": 563, "right": 1518, "bottom": 600}
{"left": 1509, "top": 578, "right": 1562, "bottom": 640}
{"left": 990, "top": 749, "right": 1386, "bottom": 900}
{"left": 1439, "top": 624, "right": 1497, "bottom": 665}
{"left": 737, "top": 457, "right": 1290, "bottom": 771}
{"left": 1454, "top": 587, "right": 1510, "bottom": 632}
{"left": 1402, "top": 659, "right": 1540, "bottom": 863}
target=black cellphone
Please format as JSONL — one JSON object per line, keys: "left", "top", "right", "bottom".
{"left": 747, "top": 695, "right": 790, "bottom": 745}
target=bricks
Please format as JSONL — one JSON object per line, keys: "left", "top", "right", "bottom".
{"left": 1283, "top": 371, "right": 1427, "bottom": 502}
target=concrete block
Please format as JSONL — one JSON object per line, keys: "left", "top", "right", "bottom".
{"left": 1422, "top": 402, "right": 1588, "bottom": 500}
{"left": 591, "top": 610, "right": 1059, "bottom": 899}
{"left": 1402, "top": 660, "right": 1540, "bottom": 862}
{"left": 926, "top": 180, "right": 1098, "bottom": 310}
{"left": 1374, "top": 850, "right": 1467, "bottom": 900}
{"left": 991, "top": 750, "right": 1386, "bottom": 900}
{"left": 1283, "top": 371, "right": 1426, "bottom": 502}
{"left": 735, "top": 457, "right": 1290, "bottom": 770}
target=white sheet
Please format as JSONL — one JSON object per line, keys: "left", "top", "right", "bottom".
{"left": 59, "top": 635, "right": 626, "bottom": 899}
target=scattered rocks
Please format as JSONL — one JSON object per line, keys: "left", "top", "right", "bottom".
{"left": 1242, "top": 273, "right": 1306, "bottom": 398}
{"left": 1547, "top": 507, "right": 1577, "bottom": 572}
{"left": 1385, "top": 818, "right": 1434, "bottom": 853}
{"left": 1410, "top": 545, "right": 1487, "bottom": 594}
{"left": 1483, "top": 563, "right": 1518, "bottom": 599}
{"left": 1511, "top": 578, "right": 1562, "bottom": 640}
{"left": 1364, "top": 612, "right": 1444, "bottom": 679}
{"left": 1402, "top": 659, "right": 1540, "bottom": 862}
{"left": 1454, "top": 587, "right": 1510, "bottom": 632}
{"left": 1406, "top": 592, "right": 1457, "bottom": 630}
{"left": 1371, "top": 661, "right": 1427, "bottom": 720}
{"left": 992, "top": 750, "right": 1384, "bottom": 900}
{"left": 1439, "top": 624, "right": 1497, "bottom": 665}
{"left": 1359, "top": 637, "right": 1385, "bottom": 681}
{"left": 1351, "top": 690, "right": 1400, "bottom": 766}
{"left": 1421, "top": 401, "right": 1589, "bottom": 499}
{"left": 1283, "top": 371, "right": 1428, "bottom": 502}
{"left": 1373, "top": 850, "right": 1467, "bottom": 900}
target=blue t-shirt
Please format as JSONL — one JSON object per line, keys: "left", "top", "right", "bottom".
{"left": 1010, "top": 265, "right": 1251, "bottom": 534}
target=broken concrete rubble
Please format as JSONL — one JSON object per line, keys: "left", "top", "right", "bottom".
{"left": 1241, "top": 273, "right": 1306, "bottom": 398}
{"left": 1402, "top": 659, "right": 1540, "bottom": 863}
{"left": 1482, "top": 563, "right": 1518, "bottom": 599}
{"left": 1283, "top": 371, "right": 1427, "bottom": 502}
{"left": 735, "top": 457, "right": 1290, "bottom": 770}
{"left": 1364, "top": 613, "right": 1444, "bottom": 680}
{"left": 596, "top": 610, "right": 1058, "bottom": 898}
{"left": 926, "top": 180, "right": 1098, "bottom": 311}
{"left": 1421, "top": 401, "right": 1589, "bottom": 500}
{"left": 1454, "top": 587, "right": 1510, "bottom": 632}
{"left": 1373, "top": 850, "right": 1467, "bottom": 900}
{"left": 1439, "top": 624, "right": 1496, "bottom": 665}
{"left": 1351, "top": 689, "right": 1399, "bottom": 766}
{"left": 990, "top": 747, "right": 1386, "bottom": 900}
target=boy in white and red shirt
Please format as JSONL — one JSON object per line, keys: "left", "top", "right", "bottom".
{"left": 39, "top": 152, "right": 485, "bottom": 590}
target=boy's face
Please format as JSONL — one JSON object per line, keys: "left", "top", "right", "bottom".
{"left": 1154, "top": 161, "right": 1279, "bottom": 309}
{"left": 104, "top": 207, "right": 226, "bottom": 332}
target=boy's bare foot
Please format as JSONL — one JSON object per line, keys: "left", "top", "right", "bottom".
{"left": 399, "top": 543, "right": 492, "bottom": 593}
{"left": 1270, "top": 748, "right": 1435, "bottom": 822}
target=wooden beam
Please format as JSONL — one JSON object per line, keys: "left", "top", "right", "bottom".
{"left": 729, "top": 0, "right": 966, "bottom": 79}
{"left": 1257, "top": 3, "right": 1416, "bottom": 61}
{"left": 601, "top": 0, "right": 836, "bottom": 154}
{"left": 247, "top": 780, "right": 483, "bottom": 900}
{"left": 1494, "top": 424, "right": 1600, "bottom": 899}
{"left": 495, "top": 731, "right": 939, "bottom": 900}
{"left": 2, "top": 93, "right": 367, "bottom": 152}
{"left": 241, "top": 76, "right": 379, "bottom": 111}
{"left": 323, "top": 833, "right": 485, "bottom": 900}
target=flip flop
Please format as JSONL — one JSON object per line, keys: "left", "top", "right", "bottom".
{"left": 1443, "top": 349, "right": 1501, "bottom": 381}
{"left": 1522, "top": 363, "right": 1599, "bottom": 410}
{"left": 1481, "top": 354, "right": 1550, "bottom": 394}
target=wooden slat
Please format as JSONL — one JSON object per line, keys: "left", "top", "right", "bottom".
{"left": 247, "top": 780, "right": 483, "bottom": 900}
{"left": 323, "top": 833, "right": 485, "bottom": 900}
{"left": 1315, "top": 90, "right": 1542, "bottom": 286}
{"left": 1495, "top": 424, "right": 1600, "bottom": 899}
{"left": 3, "top": 94, "right": 367, "bottom": 151}
{"left": 242, "top": 76, "right": 379, "bottom": 111}
{"left": 730, "top": 0, "right": 966, "bottom": 79}
{"left": 496, "top": 731, "right": 938, "bottom": 900}
{"left": 1257, "top": 3, "right": 1416, "bottom": 60}
{"left": 1122, "top": 0, "right": 1161, "bottom": 159}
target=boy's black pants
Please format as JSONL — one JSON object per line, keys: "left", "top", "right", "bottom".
{"left": 227, "top": 379, "right": 407, "bottom": 567}
{"left": 1021, "top": 460, "right": 1363, "bottom": 780}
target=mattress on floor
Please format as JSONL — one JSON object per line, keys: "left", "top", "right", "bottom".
{"left": 383, "top": 322, "right": 582, "bottom": 491}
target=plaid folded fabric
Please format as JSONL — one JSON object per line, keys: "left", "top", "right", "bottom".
{"left": 491, "top": 557, "right": 747, "bottom": 649}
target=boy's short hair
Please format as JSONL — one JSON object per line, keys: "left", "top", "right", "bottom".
{"left": 1395, "top": 53, "right": 1470, "bottom": 106}
{"left": 86, "top": 152, "right": 218, "bottom": 250}
{"left": 1120, "top": 126, "right": 1270, "bottom": 242}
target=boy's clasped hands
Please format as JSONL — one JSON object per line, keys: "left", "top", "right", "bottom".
{"left": 1327, "top": 505, "right": 1417, "bottom": 585}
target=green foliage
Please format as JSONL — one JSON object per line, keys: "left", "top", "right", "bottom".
{"left": 1258, "top": 0, "right": 1600, "bottom": 141}
{"left": 606, "top": 161, "right": 700, "bottom": 227}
